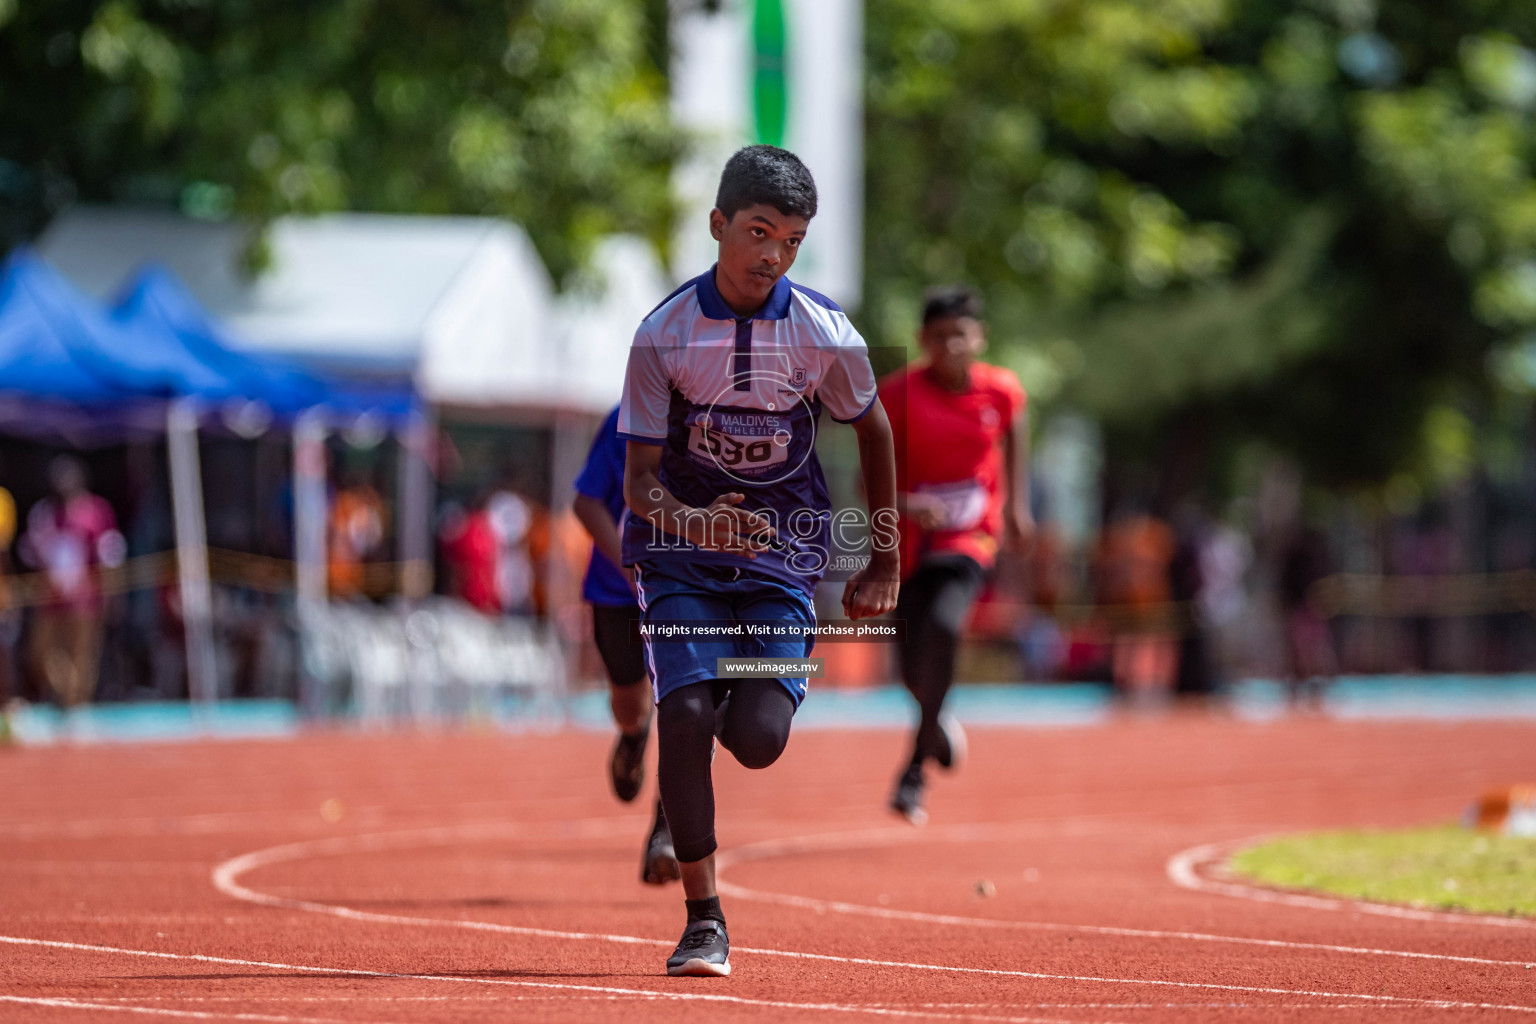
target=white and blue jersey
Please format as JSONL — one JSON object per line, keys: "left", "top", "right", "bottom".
{"left": 617, "top": 267, "right": 878, "bottom": 596}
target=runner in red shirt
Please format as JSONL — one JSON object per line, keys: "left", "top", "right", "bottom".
{"left": 879, "top": 287, "right": 1031, "bottom": 824}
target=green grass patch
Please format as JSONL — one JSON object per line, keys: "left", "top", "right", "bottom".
{"left": 1230, "top": 826, "right": 1536, "bottom": 918}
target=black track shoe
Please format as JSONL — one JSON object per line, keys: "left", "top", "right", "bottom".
{"left": 609, "top": 729, "right": 647, "bottom": 803}
{"left": 931, "top": 712, "right": 967, "bottom": 771}
{"left": 666, "top": 919, "right": 730, "bottom": 977}
{"left": 890, "top": 762, "right": 928, "bottom": 826}
{"left": 640, "top": 810, "right": 680, "bottom": 886}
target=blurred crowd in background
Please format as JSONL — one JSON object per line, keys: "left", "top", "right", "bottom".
{"left": 3, "top": 412, "right": 1535, "bottom": 714}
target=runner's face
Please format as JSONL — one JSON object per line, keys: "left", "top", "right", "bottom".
{"left": 920, "top": 315, "right": 986, "bottom": 381}
{"left": 50, "top": 461, "right": 86, "bottom": 498}
{"left": 710, "top": 204, "right": 809, "bottom": 315}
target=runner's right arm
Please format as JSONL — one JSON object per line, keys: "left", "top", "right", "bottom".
{"left": 623, "top": 443, "right": 775, "bottom": 558}
{"left": 618, "top": 321, "right": 776, "bottom": 559}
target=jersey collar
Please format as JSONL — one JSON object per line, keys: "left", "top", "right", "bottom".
{"left": 696, "top": 265, "right": 793, "bottom": 322}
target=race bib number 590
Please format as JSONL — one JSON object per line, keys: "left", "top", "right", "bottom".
{"left": 687, "top": 411, "right": 790, "bottom": 474}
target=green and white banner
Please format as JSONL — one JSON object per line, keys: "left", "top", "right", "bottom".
{"left": 672, "top": 0, "right": 863, "bottom": 309}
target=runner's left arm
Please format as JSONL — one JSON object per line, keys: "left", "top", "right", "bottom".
{"left": 844, "top": 402, "right": 900, "bottom": 620}
{"left": 1003, "top": 397, "right": 1033, "bottom": 551}
{"left": 819, "top": 321, "right": 899, "bottom": 619}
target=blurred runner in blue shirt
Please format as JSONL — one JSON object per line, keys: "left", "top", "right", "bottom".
{"left": 572, "top": 404, "right": 678, "bottom": 887}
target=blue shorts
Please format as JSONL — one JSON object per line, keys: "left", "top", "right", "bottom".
{"left": 634, "top": 560, "right": 816, "bottom": 706}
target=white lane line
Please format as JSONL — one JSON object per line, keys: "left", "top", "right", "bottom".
{"left": 0, "top": 935, "right": 1115, "bottom": 1024}
{"left": 6, "top": 915, "right": 249, "bottom": 926}
{"left": 860, "top": 1007, "right": 1468, "bottom": 1013}
{"left": 1167, "top": 838, "right": 1536, "bottom": 930}
{"left": 1, "top": 862, "right": 207, "bottom": 875}
{"left": 68, "top": 996, "right": 594, "bottom": 1004}
{"left": 0, "top": 812, "right": 316, "bottom": 840}
{"left": 0, "top": 792, "right": 626, "bottom": 842}
{"left": 856, "top": 1004, "right": 1471, "bottom": 1011}
{"left": 207, "top": 825, "right": 1536, "bottom": 1012}
{"left": 0, "top": 993, "right": 394, "bottom": 1023}
{"left": 713, "top": 827, "right": 1536, "bottom": 968}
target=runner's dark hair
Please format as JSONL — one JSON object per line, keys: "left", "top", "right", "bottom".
{"left": 922, "top": 286, "right": 983, "bottom": 325}
{"left": 715, "top": 145, "right": 818, "bottom": 221}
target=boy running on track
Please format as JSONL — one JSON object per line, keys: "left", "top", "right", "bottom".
{"left": 572, "top": 404, "right": 679, "bottom": 886}
{"left": 879, "top": 287, "right": 1031, "bottom": 825}
{"left": 620, "top": 145, "right": 899, "bottom": 977}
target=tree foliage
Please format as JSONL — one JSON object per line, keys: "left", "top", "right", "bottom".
{"left": 6, "top": 0, "right": 1536, "bottom": 490}
{"left": 864, "top": 0, "right": 1536, "bottom": 487}
{"left": 0, "top": 0, "right": 679, "bottom": 282}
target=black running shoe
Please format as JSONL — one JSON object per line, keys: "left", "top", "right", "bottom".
{"left": 666, "top": 919, "right": 730, "bottom": 977}
{"left": 640, "top": 809, "right": 680, "bottom": 886}
{"left": 609, "top": 730, "right": 647, "bottom": 803}
{"left": 931, "top": 712, "right": 967, "bottom": 771}
{"left": 889, "top": 762, "right": 928, "bottom": 826}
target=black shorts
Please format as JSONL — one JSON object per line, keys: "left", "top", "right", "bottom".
{"left": 592, "top": 603, "right": 647, "bottom": 688}
{"left": 894, "top": 552, "right": 988, "bottom": 636}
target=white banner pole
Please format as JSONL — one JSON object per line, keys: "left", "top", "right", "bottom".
{"left": 168, "top": 398, "right": 218, "bottom": 707}
{"left": 293, "top": 411, "right": 329, "bottom": 618}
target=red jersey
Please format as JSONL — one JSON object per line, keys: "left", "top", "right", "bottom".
{"left": 879, "top": 360, "right": 1025, "bottom": 575}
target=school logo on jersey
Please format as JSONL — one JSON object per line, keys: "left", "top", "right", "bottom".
{"left": 779, "top": 366, "right": 810, "bottom": 399}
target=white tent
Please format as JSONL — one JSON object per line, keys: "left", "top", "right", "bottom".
{"left": 551, "top": 234, "right": 672, "bottom": 414}
{"left": 38, "top": 207, "right": 666, "bottom": 413}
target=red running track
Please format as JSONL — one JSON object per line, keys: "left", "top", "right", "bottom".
{"left": 1, "top": 713, "right": 1534, "bottom": 1022}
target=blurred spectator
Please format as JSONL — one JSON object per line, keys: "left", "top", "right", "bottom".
{"left": 19, "top": 456, "right": 125, "bottom": 707}
{"left": 0, "top": 458, "right": 17, "bottom": 704}
{"left": 1016, "top": 524, "right": 1068, "bottom": 681}
{"left": 1170, "top": 506, "right": 1216, "bottom": 700}
{"left": 328, "top": 469, "right": 386, "bottom": 599}
{"left": 524, "top": 494, "right": 578, "bottom": 621}
{"left": 1199, "top": 514, "right": 1251, "bottom": 634}
{"left": 1199, "top": 512, "right": 1253, "bottom": 681}
{"left": 439, "top": 495, "right": 501, "bottom": 614}
{"left": 1393, "top": 513, "right": 1455, "bottom": 672}
{"left": 437, "top": 485, "right": 553, "bottom": 618}
{"left": 486, "top": 487, "right": 536, "bottom": 615}
{"left": 1094, "top": 508, "right": 1177, "bottom": 699}
{"left": 1279, "top": 523, "right": 1337, "bottom": 709}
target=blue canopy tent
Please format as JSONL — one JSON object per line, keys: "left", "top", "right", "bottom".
{"left": 0, "top": 249, "right": 165, "bottom": 440}
{"left": 109, "top": 264, "right": 323, "bottom": 407}
{"left": 0, "top": 249, "right": 423, "bottom": 707}
{"left": 109, "top": 264, "right": 415, "bottom": 422}
{"left": 0, "top": 250, "right": 416, "bottom": 428}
